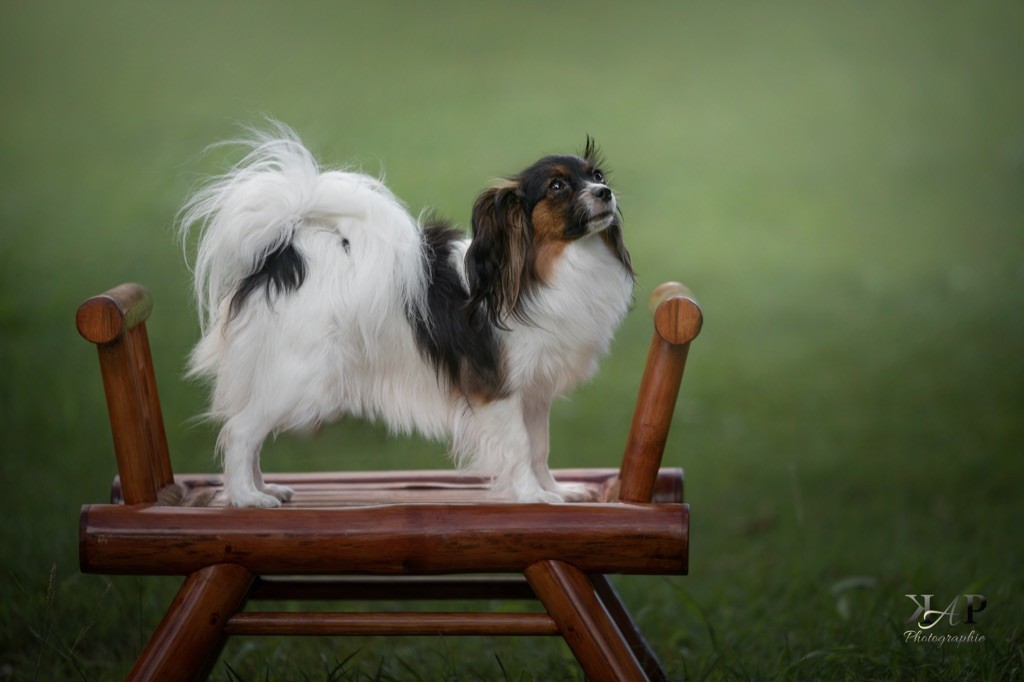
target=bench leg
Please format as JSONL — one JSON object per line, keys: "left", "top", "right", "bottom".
{"left": 128, "top": 564, "right": 253, "bottom": 682}
{"left": 525, "top": 561, "right": 647, "bottom": 682}
{"left": 591, "top": 575, "right": 668, "bottom": 681}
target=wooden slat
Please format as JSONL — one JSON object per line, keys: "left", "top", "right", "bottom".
{"left": 225, "top": 611, "right": 559, "bottom": 636}
{"left": 109, "top": 468, "right": 685, "bottom": 505}
{"left": 80, "top": 502, "right": 689, "bottom": 576}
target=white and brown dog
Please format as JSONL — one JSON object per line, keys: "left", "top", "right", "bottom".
{"left": 180, "top": 124, "right": 634, "bottom": 507}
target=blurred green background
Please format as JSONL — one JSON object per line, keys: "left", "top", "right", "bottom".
{"left": 2, "top": 1, "right": 1022, "bottom": 679}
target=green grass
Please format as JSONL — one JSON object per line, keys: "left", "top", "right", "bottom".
{"left": 2, "top": 1, "right": 1022, "bottom": 679}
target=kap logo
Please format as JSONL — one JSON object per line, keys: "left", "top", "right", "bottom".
{"left": 903, "top": 594, "right": 987, "bottom": 646}
{"left": 905, "top": 594, "right": 986, "bottom": 629}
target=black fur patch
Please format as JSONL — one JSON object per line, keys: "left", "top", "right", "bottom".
{"left": 411, "top": 221, "right": 505, "bottom": 400}
{"left": 229, "top": 240, "right": 306, "bottom": 319}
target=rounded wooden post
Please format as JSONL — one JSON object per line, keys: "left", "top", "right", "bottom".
{"left": 76, "top": 283, "right": 153, "bottom": 345}
{"left": 76, "top": 284, "right": 174, "bottom": 503}
{"left": 618, "top": 283, "right": 703, "bottom": 504}
{"left": 128, "top": 322, "right": 174, "bottom": 489}
{"left": 92, "top": 335, "right": 158, "bottom": 503}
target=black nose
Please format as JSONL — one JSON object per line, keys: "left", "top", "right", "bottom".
{"left": 595, "top": 186, "right": 612, "bottom": 202}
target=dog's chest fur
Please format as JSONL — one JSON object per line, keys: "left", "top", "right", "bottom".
{"left": 500, "top": 236, "right": 633, "bottom": 398}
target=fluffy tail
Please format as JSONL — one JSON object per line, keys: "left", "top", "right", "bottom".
{"left": 179, "top": 122, "right": 427, "bottom": 375}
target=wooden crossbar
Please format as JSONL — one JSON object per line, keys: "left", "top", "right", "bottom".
{"left": 249, "top": 576, "right": 537, "bottom": 601}
{"left": 225, "top": 612, "right": 560, "bottom": 637}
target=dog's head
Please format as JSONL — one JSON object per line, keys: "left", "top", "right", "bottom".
{"left": 466, "top": 137, "right": 633, "bottom": 328}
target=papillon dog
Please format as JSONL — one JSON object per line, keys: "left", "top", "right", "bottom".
{"left": 180, "top": 124, "right": 634, "bottom": 507}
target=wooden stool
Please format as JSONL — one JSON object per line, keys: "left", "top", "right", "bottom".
{"left": 76, "top": 280, "right": 702, "bottom": 681}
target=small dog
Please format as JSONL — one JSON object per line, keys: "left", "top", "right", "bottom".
{"left": 180, "top": 124, "right": 634, "bottom": 507}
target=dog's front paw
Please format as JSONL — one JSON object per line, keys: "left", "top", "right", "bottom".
{"left": 213, "top": 488, "right": 283, "bottom": 508}
{"left": 489, "top": 482, "right": 563, "bottom": 504}
{"left": 260, "top": 483, "right": 295, "bottom": 502}
{"left": 548, "top": 482, "right": 599, "bottom": 503}
{"left": 530, "top": 489, "right": 568, "bottom": 504}
{"left": 512, "top": 486, "right": 568, "bottom": 504}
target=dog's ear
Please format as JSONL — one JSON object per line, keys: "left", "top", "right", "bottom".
{"left": 600, "top": 220, "right": 635, "bottom": 279}
{"left": 466, "top": 182, "right": 532, "bottom": 329}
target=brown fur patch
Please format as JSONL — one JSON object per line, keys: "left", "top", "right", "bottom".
{"left": 530, "top": 197, "right": 566, "bottom": 239}
{"left": 533, "top": 240, "right": 569, "bottom": 283}
{"left": 530, "top": 198, "right": 571, "bottom": 282}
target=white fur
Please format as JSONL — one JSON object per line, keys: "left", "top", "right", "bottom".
{"left": 181, "top": 126, "right": 633, "bottom": 506}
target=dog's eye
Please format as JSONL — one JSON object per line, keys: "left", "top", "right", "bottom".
{"left": 593, "top": 170, "right": 605, "bottom": 183}
{"left": 549, "top": 179, "right": 567, "bottom": 193}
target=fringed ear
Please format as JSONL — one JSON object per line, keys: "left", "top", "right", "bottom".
{"left": 466, "top": 183, "right": 533, "bottom": 330}
{"left": 600, "top": 221, "right": 636, "bottom": 279}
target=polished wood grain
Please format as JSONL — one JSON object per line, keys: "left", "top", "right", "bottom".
{"left": 78, "top": 284, "right": 173, "bottom": 505}
{"left": 93, "top": 330, "right": 159, "bottom": 504}
{"left": 618, "top": 284, "right": 703, "bottom": 504}
{"left": 649, "top": 281, "right": 703, "bottom": 345}
{"left": 526, "top": 561, "right": 646, "bottom": 682}
{"left": 80, "top": 502, "right": 689, "bottom": 576}
{"left": 127, "top": 322, "right": 174, "bottom": 489}
{"left": 618, "top": 335, "right": 690, "bottom": 503}
{"left": 127, "top": 563, "right": 252, "bottom": 682}
{"left": 75, "top": 282, "right": 152, "bottom": 344}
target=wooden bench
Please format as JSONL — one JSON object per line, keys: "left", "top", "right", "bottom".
{"left": 76, "top": 280, "right": 702, "bottom": 681}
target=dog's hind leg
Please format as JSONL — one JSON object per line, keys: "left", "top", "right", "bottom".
{"left": 215, "top": 412, "right": 282, "bottom": 508}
